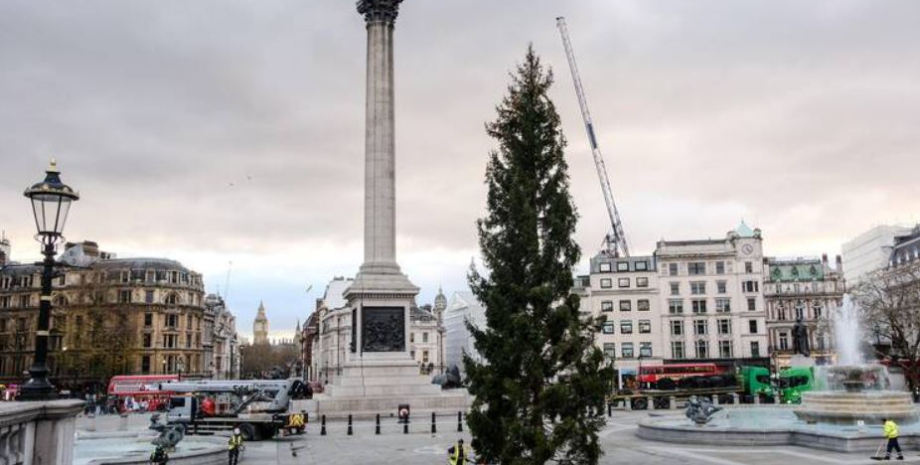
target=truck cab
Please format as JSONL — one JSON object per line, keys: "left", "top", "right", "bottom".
{"left": 739, "top": 366, "right": 774, "bottom": 401}
{"left": 779, "top": 367, "right": 815, "bottom": 404}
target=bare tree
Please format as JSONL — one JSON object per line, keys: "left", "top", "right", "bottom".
{"left": 854, "top": 261, "right": 920, "bottom": 392}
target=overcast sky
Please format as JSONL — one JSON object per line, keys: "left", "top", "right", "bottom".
{"left": 1, "top": 0, "right": 918, "bottom": 341}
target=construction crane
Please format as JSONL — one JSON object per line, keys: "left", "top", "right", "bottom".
{"left": 556, "top": 17, "right": 630, "bottom": 258}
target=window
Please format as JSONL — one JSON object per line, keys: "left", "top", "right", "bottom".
{"left": 166, "top": 314, "right": 178, "bottom": 328}
{"left": 671, "top": 341, "right": 685, "bottom": 359}
{"left": 142, "top": 356, "right": 151, "bottom": 374}
{"left": 747, "top": 298, "right": 757, "bottom": 311}
{"left": 166, "top": 294, "right": 178, "bottom": 305}
{"left": 688, "top": 262, "right": 706, "bottom": 275}
{"left": 145, "top": 290, "right": 154, "bottom": 304}
{"left": 616, "top": 262, "right": 629, "bottom": 272}
{"left": 618, "top": 278, "right": 630, "bottom": 288}
{"left": 636, "top": 277, "right": 649, "bottom": 288}
{"left": 640, "top": 342, "right": 653, "bottom": 357}
{"left": 119, "top": 290, "right": 132, "bottom": 304}
{"left": 638, "top": 320, "right": 651, "bottom": 334}
{"left": 719, "top": 340, "right": 732, "bottom": 358}
{"left": 695, "top": 340, "right": 709, "bottom": 358}
{"left": 716, "top": 261, "right": 725, "bottom": 274}
{"left": 144, "top": 313, "right": 153, "bottom": 327}
{"left": 621, "top": 343, "right": 634, "bottom": 359}
{"left": 600, "top": 278, "right": 612, "bottom": 289}
{"left": 745, "top": 261, "right": 753, "bottom": 273}
{"left": 718, "top": 319, "right": 731, "bottom": 335}
{"left": 601, "top": 301, "right": 613, "bottom": 312}
{"left": 120, "top": 271, "right": 129, "bottom": 283}
{"left": 670, "top": 282, "right": 680, "bottom": 295}
{"left": 668, "top": 299, "right": 684, "bottom": 314}
{"left": 143, "top": 334, "right": 152, "bottom": 348}
{"left": 694, "top": 320, "right": 707, "bottom": 335}
{"left": 187, "top": 314, "right": 193, "bottom": 328}
{"left": 690, "top": 282, "right": 706, "bottom": 295}
{"left": 715, "top": 298, "right": 731, "bottom": 313}
{"left": 669, "top": 263, "right": 678, "bottom": 276}
{"left": 602, "top": 322, "right": 615, "bottom": 334}
{"left": 410, "top": 333, "right": 415, "bottom": 343}
{"left": 691, "top": 299, "right": 707, "bottom": 314}
{"left": 422, "top": 332, "right": 429, "bottom": 343}
{"left": 19, "top": 295, "right": 30, "bottom": 307}
{"left": 795, "top": 302, "right": 805, "bottom": 320}
{"left": 779, "top": 332, "right": 789, "bottom": 350}
{"left": 670, "top": 320, "right": 684, "bottom": 336}
{"left": 599, "top": 262, "right": 612, "bottom": 273}
{"left": 717, "top": 281, "right": 727, "bottom": 294}
{"left": 813, "top": 303, "right": 823, "bottom": 319}
{"left": 0, "top": 296, "right": 10, "bottom": 308}
{"left": 635, "top": 261, "right": 648, "bottom": 271}
{"left": 619, "top": 300, "right": 632, "bottom": 312}
{"left": 748, "top": 320, "right": 759, "bottom": 334}
{"left": 751, "top": 341, "right": 761, "bottom": 358}
{"left": 637, "top": 299, "right": 650, "bottom": 311}
{"left": 743, "top": 281, "right": 759, "bottom": 293}
{"left": 186, "top": 333, "right": 192, "bottom": 348}
{"left": 603, "top": 343, "right": 616, "bottom": 359}
{"left": 620, "top": 321, "right": 633, "bottom": 334}
{"left": 164, "top": 334, "right": 177, "bottom": 348}
{"left": 0, "top": 319, "right": 6, "bottom": 332}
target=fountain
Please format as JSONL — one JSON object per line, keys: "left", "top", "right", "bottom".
{"left": 793, "top": 296, "right": 918, "bottom": 425}
{"left": 636, "top": 294, "right": 920, "bottom": 452}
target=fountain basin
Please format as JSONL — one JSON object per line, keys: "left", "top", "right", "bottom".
{"left": 794, "top": 391, "right": 918, "bottom": 425}
{"left": 638, "top": 406, "right": 920, "bottom": 453}
{"left": 74, "top": 432, "right": 226, "bottom": 465}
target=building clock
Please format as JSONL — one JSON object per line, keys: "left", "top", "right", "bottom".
{"left": 742, "top": 244, "right": 754, "bottom": 255}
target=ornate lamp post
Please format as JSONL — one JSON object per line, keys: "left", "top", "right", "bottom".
{"left": 20, "top": 160, "right": 79, "bottom": 401}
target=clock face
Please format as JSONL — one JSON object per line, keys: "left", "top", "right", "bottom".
{"left": 742, "top": 244, "right": 754, "bottom": 255}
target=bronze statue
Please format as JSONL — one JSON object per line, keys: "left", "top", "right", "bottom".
{"left": 792, "top": 317, "right": 810, "bottom": 357}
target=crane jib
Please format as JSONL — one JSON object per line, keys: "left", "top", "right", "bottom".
{"left": 587, "top": 123, "right": 598, "bottom": 150}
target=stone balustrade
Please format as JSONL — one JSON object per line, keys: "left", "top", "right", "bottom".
{"left": 0, "top": 400, "right": 83, "bottom": 465}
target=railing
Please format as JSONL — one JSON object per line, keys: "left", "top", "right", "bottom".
{"left": 0, "top": 399, "right": 83, "bottom": 465}
{"left": 0, "top": 420, "right": 28, "bottom": 464}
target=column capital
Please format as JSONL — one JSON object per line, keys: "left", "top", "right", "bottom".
{"left": 357, "top": 0, "right": 403, "bottom": 24}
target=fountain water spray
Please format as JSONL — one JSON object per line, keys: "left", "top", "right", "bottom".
{"left": 834, "top": 294, "right": 864, "bottom": 366}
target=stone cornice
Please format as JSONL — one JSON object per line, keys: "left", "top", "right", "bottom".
{"left": 357, "top": 0, "right": 403, "bottom": 24}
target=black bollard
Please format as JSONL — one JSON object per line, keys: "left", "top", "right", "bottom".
{"left": 607, "top": 402, "right": 612, "bottom": 418}
{"left": 321, "top": 415, "right": 327, "bottom": 436}
{"left": 305, "top": 412, "right": 309, "bottom": 424}
{"left": 375, "top": 414, "right": 381, "bottom": 435}
{"left": 457, "top": 411, "right": 463, "bottom": 432}
{"left": 347, "top": 414, "right": 353, "bottom": 436}
{"left": 431, "top": 411, "right": 437, "bottom": 434}
{"left": 404, "top": 419, "right": 409, "bottom": 435}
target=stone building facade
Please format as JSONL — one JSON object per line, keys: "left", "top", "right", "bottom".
{"left": 764, "top": 255, "right": 846, "bottom": 369}
{"left": 0, "top": 240, "right": 232, "bottom": 387}
{"left": 579, "top": 254, "right": 661, "bottom": 388}
{"left": 202, "top": 294, "right": 241, "bottom": 379}
{"left": 655, "top": 223, "right": 769, "bottom": 365}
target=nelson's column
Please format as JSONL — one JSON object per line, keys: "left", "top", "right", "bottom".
{"left": 311, "top": 0, "right": 469, "bottom": 415}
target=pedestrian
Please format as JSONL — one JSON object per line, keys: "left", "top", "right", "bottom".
{"left": 883, "top": 417, "right": 904, "bottom": 460}
{"left": 228, "top": 426, "right": 244, "bottom": 465}
{"left": 447, "top": 438, "right": 468, "bottom": 465}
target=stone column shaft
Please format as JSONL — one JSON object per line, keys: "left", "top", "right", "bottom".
{"left": 363, "top": 19, "right": 397, "bottom": 269}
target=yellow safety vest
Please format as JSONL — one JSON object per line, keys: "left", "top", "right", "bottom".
{"left": 449, "top": 444, "right": 467, "bottom": 465}
{"left": 884, "top": 420, "right": 899, "bottom": 439}
{"left": 228, "top": 434, "right": 243, "bottom": 450}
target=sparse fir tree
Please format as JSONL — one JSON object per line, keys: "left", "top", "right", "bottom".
{"left": 465, "top": 46, "right": 614, "bottom": 465}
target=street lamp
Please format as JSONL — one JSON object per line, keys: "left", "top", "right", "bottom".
{"left": 19, "top": 160, "right": 79, "bottom": 401}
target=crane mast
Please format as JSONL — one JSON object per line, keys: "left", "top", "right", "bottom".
{"left": 556, "top": 17, "right": 630, "bottom": 258}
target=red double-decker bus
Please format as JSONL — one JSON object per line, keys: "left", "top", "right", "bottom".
{"left": 108, "top": 375, "right": 179, "bottom": 412}
{"left": 637, "top": 363, "right": 724, "bottom": 385}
